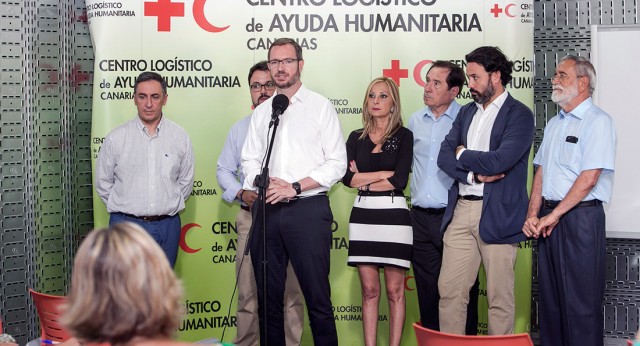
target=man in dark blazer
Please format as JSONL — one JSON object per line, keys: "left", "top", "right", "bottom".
{"left": 436, "top": 46, "right": 534, "bottom": 335}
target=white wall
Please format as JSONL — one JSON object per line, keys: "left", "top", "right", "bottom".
{"left": 592, "top": 24, "right": 640, "bottom": 239}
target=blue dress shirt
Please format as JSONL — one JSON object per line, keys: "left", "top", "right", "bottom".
{"left": 216, "top": 115, "right": 251, "bottom": 204}
{"left": 408, "top": 101, "right": 460, "bottom": 208}
{"left": 533, "top": 97, "right": 616, "bottom": 203}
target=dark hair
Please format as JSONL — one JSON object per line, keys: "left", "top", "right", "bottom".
{"left": 248, "top": 61, "right": 269, "bottom": 84}
{"left": 134, "top": 71, "right": 167, "bottom": 95}
{"left": 465, "top": 46, "right": 514, "bottom": 86}
{"left": 268, "top": 38, "right": 303, "bottom": 61}
{"left": 428, "top": 60, "right": 465, "bottom": 96}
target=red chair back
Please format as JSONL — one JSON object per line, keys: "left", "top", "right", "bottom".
{"left": 413, "top": 322, "right": 533, "bottom": 346}
{"left": 29, "top": 288, "right": 72, "bottom": 342}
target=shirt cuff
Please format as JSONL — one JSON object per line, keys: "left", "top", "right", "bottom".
{"left": 467, "top": 172, "right": 474, "bottom": 185}
{"left": 456, "top": 147, "right": 466, "bottom": 160}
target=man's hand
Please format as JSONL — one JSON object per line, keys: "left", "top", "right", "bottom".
{"left": 240, "top": 189, "right": 258, "bottom": 208}
{"left": 477, "top": 173, "right": 505, "bottom": 183}
{"left": 456, "top": 145, "right": 466, "bottom": 156}
{"left": 522, "top": 216, "right": 540, "bottom": 238}
{"left": 536, "top": 212, "right": 560, "bottom": 237}
{"left": 266, "top": 177, "right": 296, "bottom": 204}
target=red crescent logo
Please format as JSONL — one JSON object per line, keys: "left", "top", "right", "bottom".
{"left": 193, "top": 0, "right": 229, "bottom": 33}
{"left": 404, "top": 275, "right": 415, "bottom": 291}
{"left": 505, "top": 4, "right": 516, "bottom": 17}
{"left": 179, "top": 223, "right": 202, "bottom": 253}
{"left": 413, "top": 60, "right": 434, "bottom": 87}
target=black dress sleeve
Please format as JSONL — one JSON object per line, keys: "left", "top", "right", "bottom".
{"left": 342, "top": 130, "right": 361, "bottom": 187}
{"left": 386, "top": 127, "right": 414, "bottom": 190}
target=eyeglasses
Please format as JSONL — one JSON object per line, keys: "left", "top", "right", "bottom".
{"left": 250, "top": 81, "right": 276, "bottom": 92}
{"left": 550, "top": 73, "right": 584, "bottom": 82}
{"left": 267, "top": 58, "right": 299, "bottom": 68}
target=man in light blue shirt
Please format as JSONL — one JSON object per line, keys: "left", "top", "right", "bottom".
{"left": 408, "top": 60, "right": 477, "bottom": 333}
{"left": 216, "top": 61, "right": 303, "bottom": 346}
{"left": 523, "top": 55, "right": 616, "bottom": 346}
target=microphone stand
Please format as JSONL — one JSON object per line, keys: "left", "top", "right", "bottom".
{"left": 245, "top": 116, "right": 280, "bottom": 346}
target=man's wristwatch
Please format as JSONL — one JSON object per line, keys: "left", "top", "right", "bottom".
{"left": 292, "top": 182, "right": 302, "bottom": 195}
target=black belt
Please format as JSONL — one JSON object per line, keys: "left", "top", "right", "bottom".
{"left": 459, "top": 195, "right": 483, "bottom": 201}
{"left": 412, "top": 206, "right": 446, "bottom": 214}
{"left": 543, "top": 199, "right": 602, "bottom": 209}
{"left": 117, "top": 212, "right": 172, "bottom": 222}
{"left": 358, "top": 190, "right": 404, "bottom": 197}
{"left": 281, "top": 191, "right": 327, "bottom": 203}
{"left": 240, "top": 205, "right": 250, "bottom": 212}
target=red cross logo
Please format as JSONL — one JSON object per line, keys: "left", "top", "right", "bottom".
{"left": 490, "top": 4, "right": 503, "bottom": 17}
{"left": 144, "top": 0, "right": 185, "bottom": 32}
{"left": 383, "top": 60, "right": 409, "bottom": 86}
{"left": 179, "top": 223, "right": 202, "bottom": 254}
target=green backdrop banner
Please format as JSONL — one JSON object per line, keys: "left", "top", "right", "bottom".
{"left": 86, "top": 0, "right": 534, "bottom": 344}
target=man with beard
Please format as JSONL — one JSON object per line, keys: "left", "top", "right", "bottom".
{"left": 241, "top": 38, "right": 346, "bottom": 345}
{"left": 522, "top": 55, "right": 615, "bottom": 346}
{"left": 217, "top": 61, "right": 304, "bottom": 346}
{"left": 408, "top": 60, "right": 479, "bottom": 334}
{"left": 436, "top": 46, "right": 534, "bottom": 335}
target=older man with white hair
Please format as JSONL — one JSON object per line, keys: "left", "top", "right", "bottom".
{"left": 522, "top": 55, "right": 616, "bottom": 346}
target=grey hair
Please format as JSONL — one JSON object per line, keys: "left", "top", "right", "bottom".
{"left": 560, "top": 55, "right": 597, "bottom": 95}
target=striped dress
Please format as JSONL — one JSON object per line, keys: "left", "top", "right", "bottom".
{"left": 342, "top": 127, "right": 414, "bottom": 269}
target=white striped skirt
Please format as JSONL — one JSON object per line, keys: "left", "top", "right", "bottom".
{"left": 347, "top": 194, "right": 413, "bottom": 269}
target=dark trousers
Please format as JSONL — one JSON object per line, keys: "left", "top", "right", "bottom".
{"left": 410, "top": 207, "right": 479, "bottom": 334}
{"left": 250, "top": 195, "right": 338, "bottom": 346}
{"left": 537, "top": 204, "right": 605, "bottom": 346}
{"left": 109, "top": 212, "right": 181, "bottom": 267}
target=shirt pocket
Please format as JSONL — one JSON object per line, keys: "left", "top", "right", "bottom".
{"left": 557, "top": 140, "right": 580, "bottom": 174}
{"left": 160, "top": 153, "right": 181, "bottom": 179}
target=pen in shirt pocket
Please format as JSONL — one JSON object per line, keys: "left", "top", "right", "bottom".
{"left": 565, "top": 135, "right": 578, "bottom": 143}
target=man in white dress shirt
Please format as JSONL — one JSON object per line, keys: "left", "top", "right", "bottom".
{"left": 241, "top": 38, "right": 346, "bottom": 346}
{"left": 216, "top": 61, "right": 304, "bottom": 346}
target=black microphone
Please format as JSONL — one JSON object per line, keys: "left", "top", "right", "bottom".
{"left": 269, "top": 94, "right": 289, "bottom": 128}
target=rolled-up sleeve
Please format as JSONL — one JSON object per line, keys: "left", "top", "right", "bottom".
{"left": 308, "top": 102, "right": 347, "bottom": 188}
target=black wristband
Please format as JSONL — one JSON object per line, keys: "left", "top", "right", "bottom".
{"left": 473, "top": 172, "right": 479, "bottom": 184}
{"left": 239, "top": 190, "right": 245, "bottom": 202}
{"left": 292, "top": 182, "right": 302, "bottom": 195}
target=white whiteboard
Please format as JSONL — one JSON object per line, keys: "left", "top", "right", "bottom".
{"left": 591, "top": 25, "right": 640, "bottom": 239}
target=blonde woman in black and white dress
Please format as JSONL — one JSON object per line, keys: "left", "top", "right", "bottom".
{"left": 342, "top": 77, "right": 413, "bottom": 346}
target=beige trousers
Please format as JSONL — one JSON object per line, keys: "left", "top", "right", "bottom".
{"left": 438, "top": 199, "right": 517, "bottom": 335}
{"left": 234, "top": 208, "right": 305, "bottom": 346}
